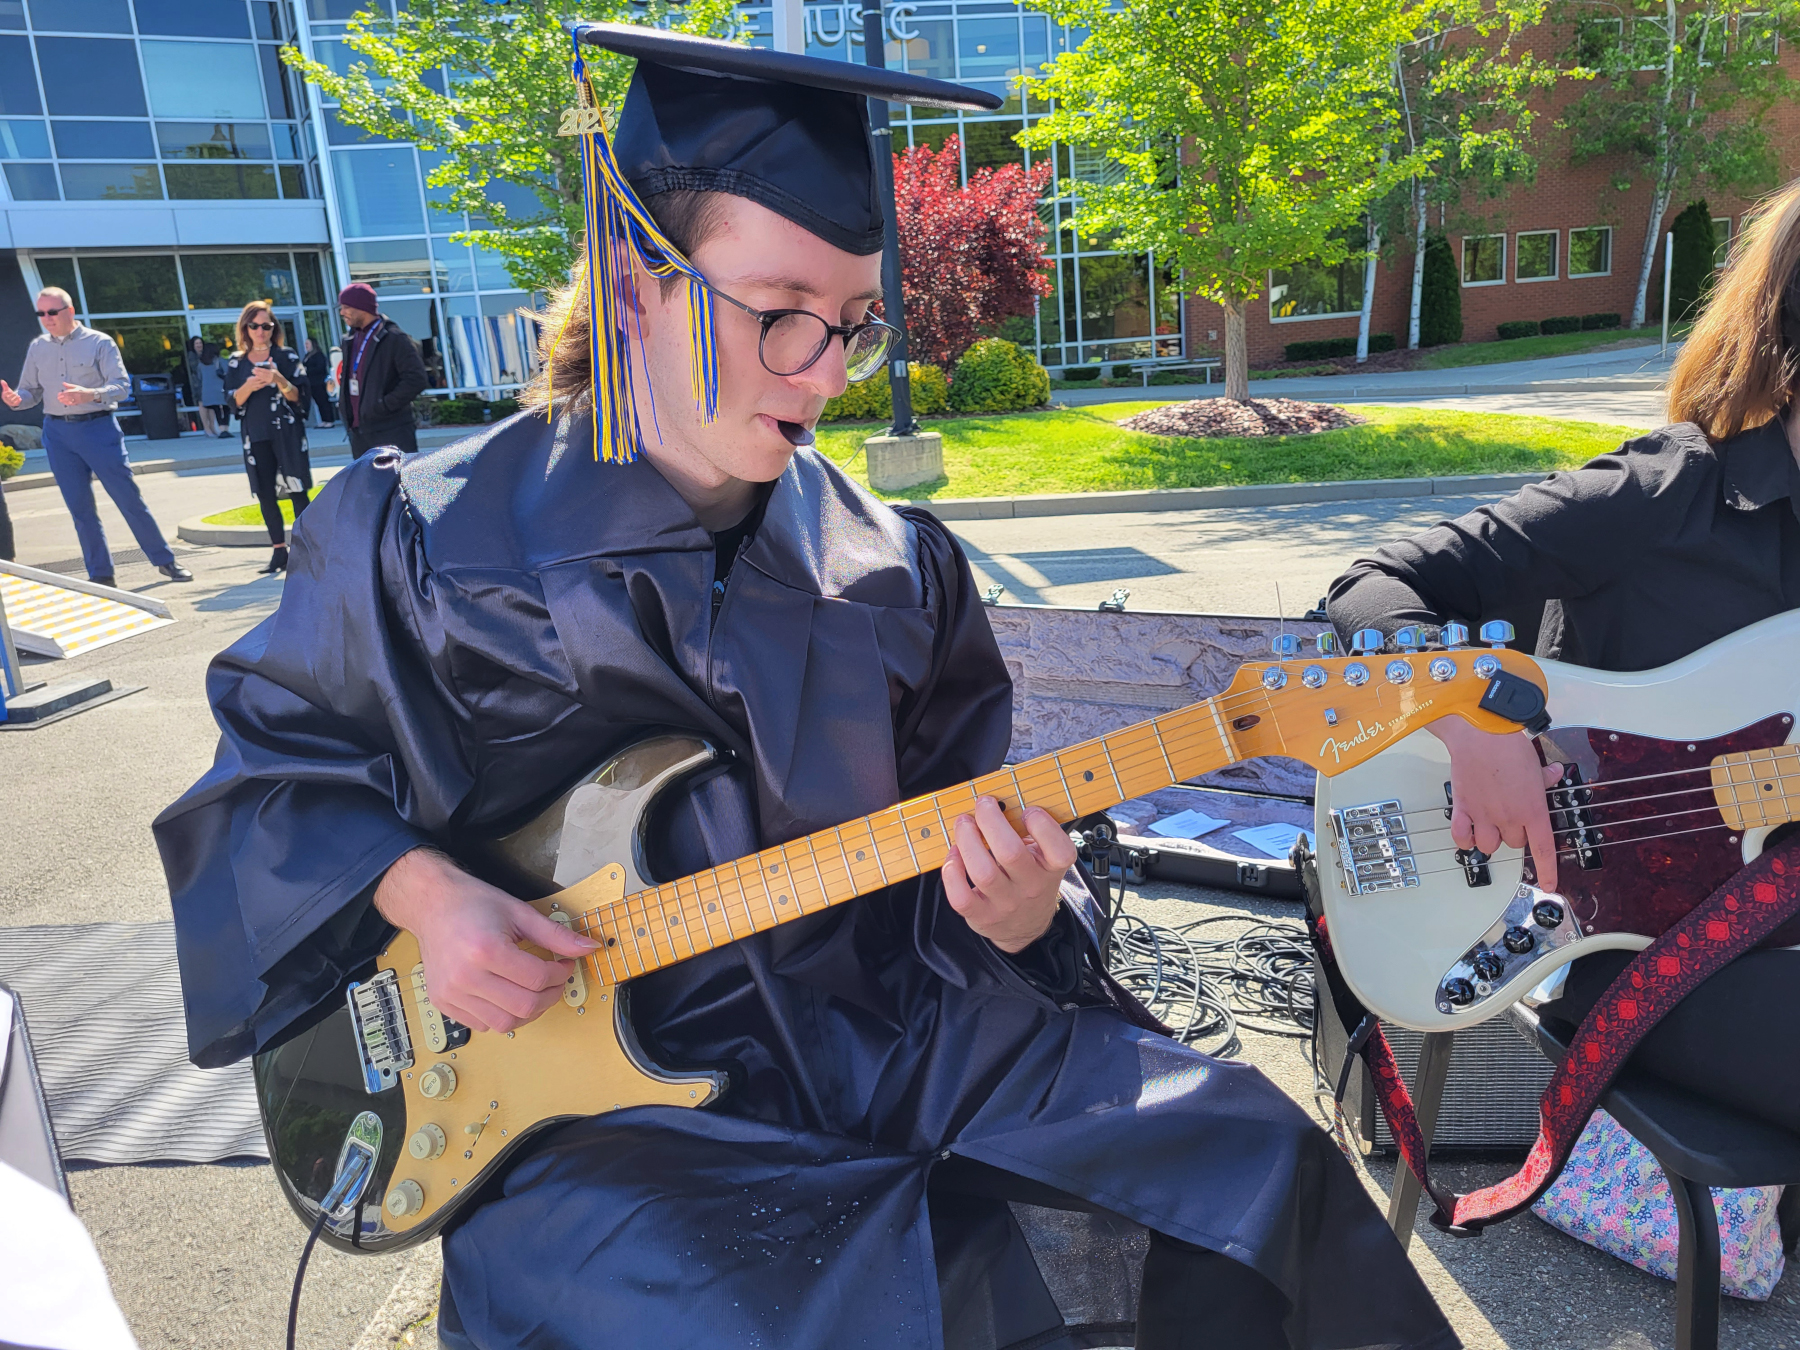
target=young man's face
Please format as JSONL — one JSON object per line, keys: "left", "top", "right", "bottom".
{"left": 632, "top": 195, "right": 883, "bottom": 488}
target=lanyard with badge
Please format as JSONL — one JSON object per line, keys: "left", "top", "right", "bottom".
{"left": 347, "top": 323, "right": 377, "bottom": 398}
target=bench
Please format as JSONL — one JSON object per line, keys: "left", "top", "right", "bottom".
{"left": 1125, "top": 357, "right": 1222, "bottom": 388}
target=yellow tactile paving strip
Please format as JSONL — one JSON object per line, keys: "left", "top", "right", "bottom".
{"left": 0, "top": 572, "right": 174, "bottom": 659}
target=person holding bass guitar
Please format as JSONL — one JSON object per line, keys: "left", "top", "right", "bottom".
{"left": 154, "top": 27, "right": 1456, "bottom": 1350}
{"left": 1327, "top": 176, "right": 1800, "bottom": 1136}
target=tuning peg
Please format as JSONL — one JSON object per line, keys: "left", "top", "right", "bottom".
{"left": 1440, "top": 622, "right": 1470, "bottom": 650}
{"left": 1314, "top": 631, "right": 1338, "bottom": 656}
{"left": 1350, "top": 628, "right": 1385, "bottom": 656}
{"left": 1270, "top": 633, "right": 1301, "bottom": 659}
{"left": 1480, "top": 620, "right": 1515, "bottom": 649}
{"left": 1393, "top": 625, "right": 1425, "bottom": 652}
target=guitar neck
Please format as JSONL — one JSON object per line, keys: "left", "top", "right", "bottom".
{"left": 570, "top": 690, "right": 1262, "bottom": 984}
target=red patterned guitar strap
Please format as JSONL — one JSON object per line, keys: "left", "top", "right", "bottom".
{"left": 1310, "top": 835, "right": 1800, "bottom": 1236}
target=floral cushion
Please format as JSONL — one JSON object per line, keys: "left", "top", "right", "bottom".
{"left": 1533, "top": 1108, "right": 1787, "bottom": 1301}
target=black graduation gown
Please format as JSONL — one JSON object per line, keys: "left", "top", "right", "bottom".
{"left": 153, "top": 411, "right": 1456, "bottom": 1350}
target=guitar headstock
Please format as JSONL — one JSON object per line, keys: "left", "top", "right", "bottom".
{"left": 1220, "top": 627, "right": 1547, "bottom": 775}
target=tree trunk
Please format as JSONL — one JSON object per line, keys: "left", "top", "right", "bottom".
{"left": 1223, "top": 299, "right": 1249, "bottom": 401}
{"left": 1357, "top": 216, "right": 1380, "bottom": 363}
{"left": 1632, "top": 179, "right": 1675, "bottom": 331}
{"left": 1408, "top": 180, "right": 1427, "bottom": 349}
{"left": 1632, "top": 0, "right": 1680, "bottom": 331}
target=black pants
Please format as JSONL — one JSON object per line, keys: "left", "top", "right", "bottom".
{"left": 348, "top": 421, "right": 417, "bottom": 458}
{"left": 309, "top": 381, "right": 336, "bottom": 424}
{"left": 0, "top": 478, "right": 12, "bottom": 561}
{"left": 928, "top": 1154, "right": 1290, "bottom": 1350}
{"left": 247, "top": 440, "right": 309, "bottom": 546}
{"left": 1542, "top": 946, "right": 1800, "bottom": 1134}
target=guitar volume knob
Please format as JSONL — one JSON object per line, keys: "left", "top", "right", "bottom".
{"left": 407, "top": 1123, "right": 446, "bottom": 1160}
{"left": 1503, "top": 925, "right": 1536, "bottom": 954}
{"left": 418, "top": 1063, "right": 458, "bottom": 1100}
{"left": 385, "top": 1178, "right": 425, "bottom": 1218}
{"left": 1441, "top": 977, "right": 1476, "bottom": 1007}
{"left": 1471, "top": 951, "right": 1505, "bottom": 981}
{"left": 1531, "top": 900, "right": 1565, "bottom": 929}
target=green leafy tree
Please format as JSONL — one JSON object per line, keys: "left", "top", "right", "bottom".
{"left": 283, "top": 1, "right": 735, "bottom": 297}
{"left": 1417, "top": 231, "right": 1464, "bottom": 344}
{"left": 1558, "top": 0, "right": 1800, "bottom": 329}
{"left": 1020, "top": 0, "right": 1428, "bottom": 399}
{"left": 1667, "top": 197, "right": 1715, "bottom": 321}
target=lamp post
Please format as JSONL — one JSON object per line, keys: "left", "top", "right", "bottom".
{"left": 861, "top": 4, "right": 919, "bottom": 437}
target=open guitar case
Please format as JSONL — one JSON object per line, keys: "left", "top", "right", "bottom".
{"left": 987, "top": 600, "right": 1326, "bottom": 902}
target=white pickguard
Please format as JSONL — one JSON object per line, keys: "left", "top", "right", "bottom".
{"left": 1314, "top": 608, "right": 1800, "bottom": 1031}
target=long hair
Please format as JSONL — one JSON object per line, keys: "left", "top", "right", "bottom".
{"left": 1667, "top": 178, "right": 1800, "bottom": 438}
{"left": 521, "top": 189, "right": 729, "bottom": 416}
{"left": 234, "top": 299, "right": 283, "bottom": 355}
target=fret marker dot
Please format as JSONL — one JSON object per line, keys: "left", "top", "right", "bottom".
{"left": 636, "top": 927, "right": 646, "bottom": 937}
{"left": 606, "top": 938, "right": 616, "bottom": 947}
{"left": 708, "top": 902, "right": 718, "bottom": 912}
{"left": 920, "top": 826, "right": 931, "bottom": 838}
{"left": 778, "top": 894, "right": 789, "bottom": 905}
{"left": 669, "top": 915, "right": 680, "bottom": 926}
{"left": 1083, "top": 770, "right": 1094, "bottom": 782}
{"left": 856, "top": 850, "right": 866, "bottom": 861}
{"left": 769, "top": 863, "right": 781, "bottom": 874}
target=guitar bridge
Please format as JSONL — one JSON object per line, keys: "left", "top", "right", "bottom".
{"left": 1328, "top": 800, "right": 1419, "bottom": 894}
{"left": 347, "top": 969, "right": 413, "bottom": 1094}
{"left": 1549, "top": 764, "right": 1604, "bottom": 870}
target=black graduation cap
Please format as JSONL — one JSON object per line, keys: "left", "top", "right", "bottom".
{"left": 556, "top": 23, "right": 1001, "bottom": 464}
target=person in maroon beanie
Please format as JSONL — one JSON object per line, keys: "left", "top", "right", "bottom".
{"left": 336, "top": 282, "right": 429, "bottom": 457}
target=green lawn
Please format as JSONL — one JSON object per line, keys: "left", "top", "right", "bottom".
{"left": 819, "top": 404, "right": 1639, "bottom": 500}
{"left": 1415, "top": 324, "right": 1675, "bottom": 370}
{"left": 204, "top": 498, "right": 302, "bottom": 527}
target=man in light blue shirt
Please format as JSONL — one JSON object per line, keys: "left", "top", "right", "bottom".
{"left": 0, "top": 287, "right": 191, "bottom": 586}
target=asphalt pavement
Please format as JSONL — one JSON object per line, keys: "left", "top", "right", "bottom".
{"left": 5, "top": 374, "right": 1793, "bottom": 1349}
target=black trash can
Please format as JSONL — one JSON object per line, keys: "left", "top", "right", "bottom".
{"left": 131, "top": 373, "right": 181, "bottom": 441}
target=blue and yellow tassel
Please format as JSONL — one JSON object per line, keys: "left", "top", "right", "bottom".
{"left": 553, "top": 38, "right": 719, "bottom": 463}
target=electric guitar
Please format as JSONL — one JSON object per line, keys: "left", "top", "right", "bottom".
{"left": 256, "top": 642, "right": 1548, "bottom": 1253}
{"left": 1314, "top": 608, "right": 1800, "bottom": 1033}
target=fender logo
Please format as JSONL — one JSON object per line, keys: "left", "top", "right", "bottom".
{"left": 1317, "top": 698, "right": 1436, "bottom": 765}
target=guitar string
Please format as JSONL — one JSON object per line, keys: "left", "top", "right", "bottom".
{"left": 1381, "top": 797, "right": 1771, "bottom": 872}
{"left": 1392, "top": 819, "right": 1743, "bottom": 885}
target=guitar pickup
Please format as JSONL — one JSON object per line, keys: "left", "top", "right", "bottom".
{"left": 1549, "top": 764, "right": 1603, "bottom": 871}
{"left": 409, "top": 964, "right": 470, "bottom": 1055}
{"left": 1444, "top": 783, "right": 1492, "bottom": 888}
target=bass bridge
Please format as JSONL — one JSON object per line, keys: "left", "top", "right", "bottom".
{"left": 1327, "top": 800, "right": 1419, "bottom": 894}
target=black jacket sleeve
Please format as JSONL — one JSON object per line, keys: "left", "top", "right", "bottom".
{"left": 372, "top": 326, "right": 430, "bottom": 420}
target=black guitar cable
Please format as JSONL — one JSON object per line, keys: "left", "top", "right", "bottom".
{"left": 288, "top": 1209, "right": 330, "bottom": 1350}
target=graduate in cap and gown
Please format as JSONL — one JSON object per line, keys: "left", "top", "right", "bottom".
{"left": 154, "top": 25, "right": 1458, "bottom": 1350}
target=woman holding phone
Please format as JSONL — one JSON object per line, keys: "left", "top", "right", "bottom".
{"left": 223, "top": 300, "right": 311, "bottom": 576}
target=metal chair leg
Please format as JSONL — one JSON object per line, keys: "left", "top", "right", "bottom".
{"left": 1387, "top": 1031, "right": 1454, "bottom": 1252}
{"left": 1668, "top": 1168, "right": 1721, "bottom": 1350}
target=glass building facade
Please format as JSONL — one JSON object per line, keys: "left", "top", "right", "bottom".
{"left": 0, "top": 0, "right": 1178, "bottom": 423}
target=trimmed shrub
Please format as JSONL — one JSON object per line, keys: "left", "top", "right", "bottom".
{"left": 1283, "top": 334, "right": 1396, "bottom": 362}
{"left": 1580, "top": 312, "right": 1622, "bottom": 331}
{"left": 820, "top": 363, "right": 949, "bottom": 423}
{"left": 1419, "top": 233, "right": 1462, "bottom": 346}
{"left": 1541, "top": 315, "right": 1582, "bottom": 335}
{"left": 1496, "top": 320, "right": 1541, "bottom": 340}
{"left": 435, "top": 398, "right": 490, "bottom": 425}
{"left": 1060, "top": 366, "right": 1101, "bottom": 381}
{"left": 1110, "top": 363, "right": 1136, "bottom": 379}
{"left": 947, "top": 339, "right": 1051, "bottom": 413}
{"left": 1670, "top": 200, "right": 1715, "bottom": 324}
{"left": 490, "top": 398, "right": 521, "bottom": 419}
{"left": 0, "top": 442, "right": 21, "bottom": 480}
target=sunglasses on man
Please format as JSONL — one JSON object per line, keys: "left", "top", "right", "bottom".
{"left": 34, "top": 306, "right": 66, "bottom": 317}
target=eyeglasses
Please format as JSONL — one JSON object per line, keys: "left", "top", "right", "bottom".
{"left": 247, "top": 321, "right": 276, "bottom": 331}
{"left": 34, "top": 306, "right": 65, "bottom": 317}
{"left": 697, "top": 279, "right": 898, "bottom": 383}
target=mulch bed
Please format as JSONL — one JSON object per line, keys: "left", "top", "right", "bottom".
{"left": 1118, "top": 397, "right": 1366, "bottom": 439}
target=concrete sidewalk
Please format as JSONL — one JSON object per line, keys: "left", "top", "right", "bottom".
{"left": 1060, "top": 341, "right": 1678, "bottom": 406}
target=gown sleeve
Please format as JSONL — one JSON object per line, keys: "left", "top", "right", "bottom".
{"left": 153, "top": 456, "right": 474, "bottom": 1067}
{"left": 1326, "top": 427, "right": 1710, "bottom": 649}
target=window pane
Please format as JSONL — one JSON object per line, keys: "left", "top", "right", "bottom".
{"left": 465, "top": 176, "right": 544, "bottom": 228}
{"left": 134, "top": 0, "right": 249, "bottom": 37}
{"left": 272, "top": 122, "right": 300, "bottom": 159}
{"left": 0, "top": 118, "right": 47, "bottom": 157}
{"left": 347, "top": 238, "right": 439, "bottom": 295}
{"left": 37, "top": 39, "right": 145, "bottom": 117}
{"left": 28, "top": 0, "right": 130, "bottom": 31}
{"left": 4, "top": 161, "right": 56, "bottom": 197}
{"left": 61, "top": 162, "right": 161, "bottom": 199}
{"left": 260, "top": 43, "right": 298, "bottom": 120}
{"left": 251, "top": 1, "right": 282, "bottom": 39}
{"left": 0, "top": 36, "right": 39, "bottom": 115}
{"left": 157, "top": 121, "right": 271, "bottom": 159}
{"left": 81, "top": 254, "right": 180, "bottom": 312}
{"left": 482, "top": 291, "right": 536, "bottom": 385}
{"left": 165, "top": 161, "right": 277, "bottom": 198}
{"left": 472, "top": 245, "right": 512, "bottom": 290}
{"left": 902, "top": 17, "right": 956, "bottom": 82}
{"left": 333, "top": 148, "right": 423, "bottom": 236}
{"left": 1270, "top": 256, "right": 1361, "bottom": 317}
{"left": 1076, "top": 254, "right": 1151, "bottom": 340}
{"left": 35, "top": 256, "right": 78, "bottom": 301}
{"left": 432, "top": 239, "right": 474, "bottom": 292}
{"left": 182, "top": 252, "right": 297, "bottom": 308}
{"left": 325, "top": 106, "right": 401, "bottom": 144}
{"left": 0, "top": 1, "right": 22, "bottom": 27}
{"left": 963, "top": 118, "right": 1023, "bottom": 176}
{"left": 1569, "top": 227, "right": 1610, "bottom": 276}
{"left": 141, "top": 41, "right": 264, "bottom": 119}
{"left": 378, "top": 295, "right": 444, "bottom": 386}
{"left": 958, "top": 17, "right": 1020, "bottom": 86}
{"left": 1516, "top": 232, "right": 1556, "bottom": 280}
{"left": 1712, "top": 217, "right": 1732, "bottom": 267}
{"left": 97, "top": 316, "right": 188, "bottom": 384}
{"left": 277, "top": 162, "right": 304, "bottom": 197}
{"left": 54, "top": 120, "right": 154, "bottom": 159}
{"left": 307, "top": 0, "right": 380, "bottom": 17}
{"left": 1155, "top": 259, "right": 1181, "bottom": 335}
{"left": 1461, "top": 235, "right": 1503, "bottom": 283}
{"left": 295, "top": 251, "right": 325, "bottom": 305}
{"left": 418, "top": 146, "right": 463, "bottom": 229}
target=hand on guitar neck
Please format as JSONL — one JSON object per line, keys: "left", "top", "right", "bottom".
{"left": 1429, "top": 718, "right": 1567, "bottom": 894}
{"left": 373, "top": 847, "right": 601, "bottom": 1034}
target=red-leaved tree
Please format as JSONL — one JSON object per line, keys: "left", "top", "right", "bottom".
{"left": 891, "top": 135, "right": 1054, "bottom": 369}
